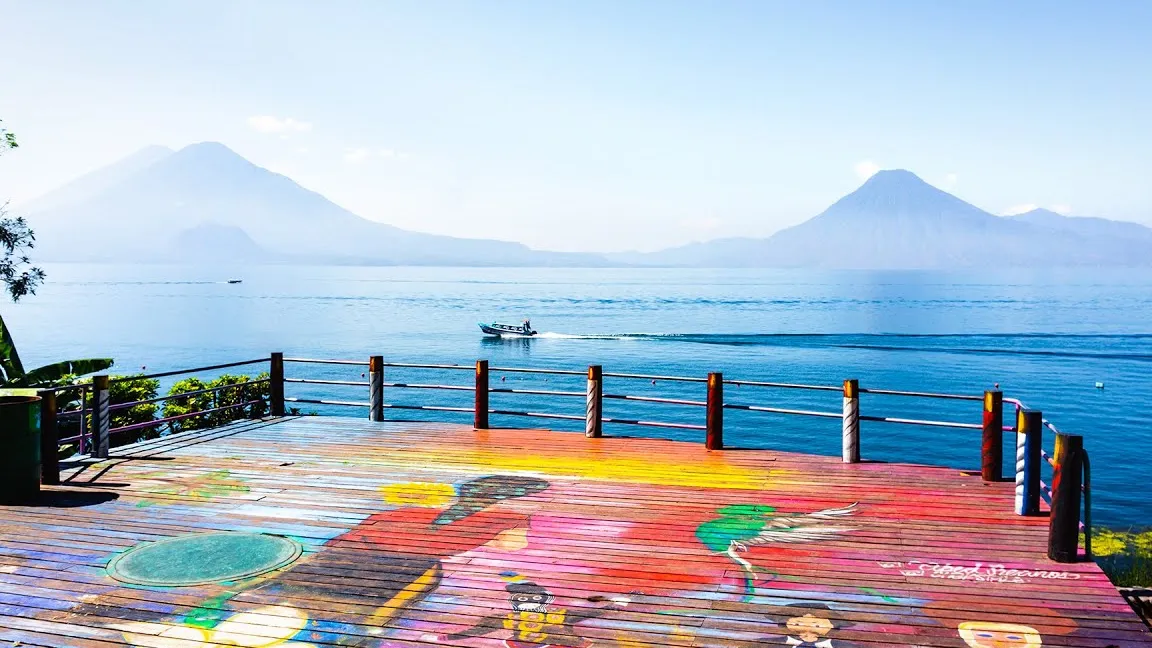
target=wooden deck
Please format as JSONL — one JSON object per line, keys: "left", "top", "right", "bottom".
{"left": 1, "top": 416, "right": 1149, "bottom": 648}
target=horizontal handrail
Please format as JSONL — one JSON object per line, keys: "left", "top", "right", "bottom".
{"left": 109, "top": 379, "right": 269, "bottom": 412}
{"left": 603, "top": 372, "right": 707, "bottom": 383}
{"left": 859, "top": 414, "right": 982, "bottom": 430}
{"left": 491, "top": 366, "right": 586, "bottom": 376}
{"left": 389, "top": 404, "right": 474, "bottom": 413}
{"left": 604, "top": 393, "right": 707, "bottom": 407}
{"left": 285, "top": 377, "right": 369, "bottom": 387}
{"left": 859, "top": 387, "right": 982, "bottom": 401}
{"left": 602, "top": 417, "right": 707, "bottom": 430}
{"left": 284, "top": 357, "right": 369, "bottom": 366}
{"left": 490, "top": 388, "right": 585, "bottom": 397}
{"left": 491, "top": 409, "right": 587, "bottom": 421}
{"left": 724, "top": 379, "right": 841, "bottom": 392}
{"left": 385, "top": 382, "right": 473, "bottom": 392}
{"left": 723, "top": 403, "right": 841, "bottom": 418}
{"left": 109, "top": 400, "right": 260, "bottom": 436}
{"left": 286, "top": 397, "right": 368, "bottom": 407}
{"left": 109, "top": 359, "right": 268, "bottom": 383}
{"left": 381, "top": 362, "right": 473, "bottom": 371}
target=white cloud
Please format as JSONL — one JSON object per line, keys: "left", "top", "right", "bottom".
{"left": 854, "top": 160, "right": 881, "bottom": 180}
{"left": 1048, "top": 204, "right": 1073, "bottom": 215}
{"left": 1001, "top": 203, "right": 1039, "bottom": 216}
{"left": 344, "top": 148, "right": 371, "bottom": 164}
{"left": 247, "top": 115, "right": 313, "bottom": 134}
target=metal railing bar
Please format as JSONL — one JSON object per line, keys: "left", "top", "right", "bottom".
{"left": 285, "top": 397, "right": 369, "bottom": 407}
{"left": 724, "top": 379, "right": 841, "bottom": 392}
{"left": 387, "top": 404, "right": 474, "bottom": 413}
{"left": 285, "top": 378, "right": 369, "bottom": 387}
{"left": 489, "top": 388, "right": 585, "bottom": 397}
{"left": 385, "top": 382, "right": 473, "bottom": 392}
{"left": 109, "top": 400, "right": 260, "bottom": 436}
{"left": 723, "top": 403, "right": 842, "bottom": 419}
{"left": 859, "top": 388, "right": 982, "bottom": 401}
{"left": 109, "top": 380, "right": 269, "bottom": 411}
{"left": 107, "top": 359, "right": 268, "bottom": 383}
{"left": 603, "top": 393, "right": 707, "bottom": 407}
{"left": 490, "top": 366, "right": 587, "bottom": 376}
{"left": 490, "top": 409, "right": 586, "bottom": 421}
{"left": 380, "top": 362, "right": 473, "bottom": 371}
{"left": 858, "top": 414, "right": 982, "bottom": 429}
{"left": 602, "top": 372, "right": 707, "bottom": 383}
{"left": 284, "top": 357, "right": 369, "bottom": 366}
{"left": 603, "top": 417, "right": 708, "bottom": 430}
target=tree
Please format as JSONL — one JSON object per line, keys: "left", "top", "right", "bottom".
{"left": 0, "top": 119, "right": 46, "bottom": 301}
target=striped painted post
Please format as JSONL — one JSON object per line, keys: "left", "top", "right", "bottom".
{"left": 369, "top": 355, "right": 384, "bottom": 422}
{"left": 585, "top": 365, "right": 603, "bottom": 438}
{"left": 91, "top": 375, "right": 110, "bottom": 459}
{"left": 1014, "top": 409, "right": 1043, "bottom": 515}
{"left": 474, "top": 360, "right": 489, "bottom": 430}
{"left": 842, "top": 379, "right": 860, "bottom": 463}
{"left": 981, "top": 390, "right": 1003, "bottom": 481}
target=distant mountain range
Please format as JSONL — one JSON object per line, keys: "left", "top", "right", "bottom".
{"left": 22, "top": 143, "right": 1152, "bottom": 268}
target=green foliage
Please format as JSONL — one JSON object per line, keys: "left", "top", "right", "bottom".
{"left": 163, "top": 373, "right": 270, "bottom": 433}
{"left": 1, "top": 120, "right": 45, "bottom": 302}
{"left": 1086, "top": 527, "right": 1152, "bottom": 587}
{"left": 55, "top": 373, "right": 161, "bottom": 453}
{"left": 0, "top": 119, "right": 15, "bottom": 153}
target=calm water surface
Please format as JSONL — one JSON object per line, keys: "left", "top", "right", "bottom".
{"left": 9, "top": 264, "right": 1152, "bottom": 528}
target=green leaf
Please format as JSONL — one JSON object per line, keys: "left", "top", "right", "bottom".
{"left": 11, "top": 358, "right": 114, "bottom": 387}
{"left": 0, "top": 312, "right": 25, "bottom": 382}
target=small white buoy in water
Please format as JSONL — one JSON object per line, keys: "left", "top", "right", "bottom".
{"left": 1095, "top": 381, "right": 1105, "bottom": 389}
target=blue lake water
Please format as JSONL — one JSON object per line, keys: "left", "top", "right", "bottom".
{"left": 8, "top": 264, "right": 1152, "bottom": 528}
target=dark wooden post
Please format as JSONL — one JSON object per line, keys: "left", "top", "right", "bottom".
{"left": 91, "top": 375, "right": 110, "bottom": 459}
{"left": 369, "top": 355, "right": 384, "bottom": 422}
{"left": 1015, "top": 408, "right": 1043, "bottom": 515}
{"left": 270, "top": 352, "right": 285, "bottom": 416}
{"left": 842, "top": 379, "right": 860, "bottom": 463}
{"left": 585, "top": 365, "right": 603, "bottom": 438}
{"left": 706, "top": 372, "right": 723, "bottom": 450}
{"left": 37, "top": 389, "right": 59, "bottom": 485}
{"left": 981, "top": 390, "right": 1004, "bottom": 481}
{"left": 474, "top": 360, "right": 489, "bottom": 430}
{"left": 1048, "top": 433, "right": 1084, "bottom": 562}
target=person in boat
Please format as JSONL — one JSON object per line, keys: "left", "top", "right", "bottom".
{"left": 523, "top": 319, "right": 532, "bottom": 333}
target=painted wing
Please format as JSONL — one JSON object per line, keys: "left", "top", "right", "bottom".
{"left": 748, "top": 525, "right": 856, "bottom": 544}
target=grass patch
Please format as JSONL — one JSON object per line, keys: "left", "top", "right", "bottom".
{"left": 1085, "top": 527, "right": 1152, "bottom": 587}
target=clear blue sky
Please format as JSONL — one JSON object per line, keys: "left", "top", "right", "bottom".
{"left": 1, "top": 1, "right": 1149, "bottom": 252}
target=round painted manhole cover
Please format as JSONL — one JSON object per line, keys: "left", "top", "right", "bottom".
{"left": 107, "top": 532, "right": 302, "bottom": 586}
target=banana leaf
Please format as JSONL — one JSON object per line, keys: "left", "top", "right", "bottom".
{"left": 6, "top": 359, "right": 114, "bottom": 388}
{"left": 0, "top": 313, "right": 24, "bottom": 383}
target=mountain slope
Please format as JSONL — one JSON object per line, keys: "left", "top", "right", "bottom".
{"left": 26, "top": 142, "right": 609, "bottom": 266}
{"left": 628, "top": 170, "right": 1147, "bottom": 268}
{"left": 1009, "top": 208, "right": 1152, "bottom": 244}
{"left": 21, "top": 145, "right": 174, "bottom": 214}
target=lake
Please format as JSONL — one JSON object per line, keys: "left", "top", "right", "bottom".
{"left": 8, "top": 264, "right": 1151, "bottom": 528}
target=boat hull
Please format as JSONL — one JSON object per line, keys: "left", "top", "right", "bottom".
{"left": 479, "top": 323, "right": 537, "bottom": 337}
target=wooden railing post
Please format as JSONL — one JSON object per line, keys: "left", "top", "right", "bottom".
{"left": 91, "top": 375, "right": 110, "bottom": 459}
{"left": 586, "top": 365, "right": 603, "bottom": 438}
{"left": 842, "top": 379, "right": 860, "bottom": 463}
{"left": 706, "top": 372, "right": 723, "bottom": 450}
{"left": 474, "top": 360, "right": 489, "bottom": 430}
{"left": 1015, "top": 409, "right": 1043, "bottom": 515}
{"left": 37, "top": 389, "right": 59, "bottom": 485}
{"left": 1048, "top": 433, "right": 1084, "bottom": 562}
{"left": 369, "top": 355, "right": 384, "bottom": 422}
{"left": 270, "top": 352, "right": 285, "bottom": 416}
{"left": 981, "top": 390, "right": 1004, "bottom": 481}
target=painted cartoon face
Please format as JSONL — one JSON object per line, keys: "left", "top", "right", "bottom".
{"left": 507, "top": 581, "right": 555, "bottom": 612}
{"left": 786, "top": 614, "right": 833, "bottom": 643}
{"left": 958, "top": 622, "right": 1042, "bottom": 648}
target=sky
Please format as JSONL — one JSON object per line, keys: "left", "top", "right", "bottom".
{"left": 1, "top": 1, "right": 1150, "bottom": 253}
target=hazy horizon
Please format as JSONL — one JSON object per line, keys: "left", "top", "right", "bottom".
{"left": 1, "top": 1, "right": 1150, "bottom": 252}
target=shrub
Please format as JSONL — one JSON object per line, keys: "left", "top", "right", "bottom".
{"left": 55, "top": 374, "right": 160, "bottom": 453}
{"left": 162, "top": 373, "right": 271, "bottom": 433}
